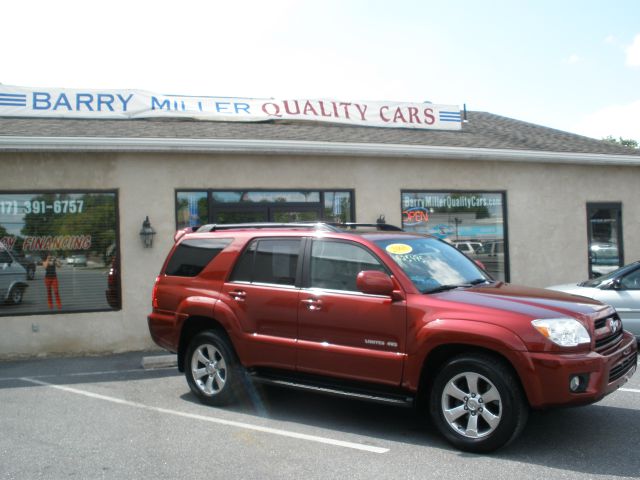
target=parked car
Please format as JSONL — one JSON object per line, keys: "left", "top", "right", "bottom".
{"left": 14, "top": 253, "right": 36, "bottom": 280}
{"left": 0, "top": 244, "right": 29, "bottom": 304}
{"left": 148, "top": 223, "right": 637, "bottom": 453}
{"left": 475, "top": 239, "right": 505, "bottom": 279}
{"left": 453, "top": 241, "right": 483, "bottom": 256}
{"left": 66, "top": 254, "right": 88, "bottom": 267}
{"left": 547, "top": 261, "right": 640, "bottom": 343}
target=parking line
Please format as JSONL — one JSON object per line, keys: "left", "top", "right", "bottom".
{"left": 620, "top": 388, "right": 640, "bottom": 393}
{"left": 20, "top": 377, "right": 389, "bottom": 454}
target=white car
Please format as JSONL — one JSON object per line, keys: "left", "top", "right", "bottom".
{"left": 547, "top": 261, "right": 640, "bottom": 342}
{"left": 453, "top": 241, "right": 483, "bottom": 256}
{"left": 0, "top": 244, "right": 29, "bottom": 304}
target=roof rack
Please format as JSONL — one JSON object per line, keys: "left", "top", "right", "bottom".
{"left": 193, "top": 222, "right": 403, "bottom": 233}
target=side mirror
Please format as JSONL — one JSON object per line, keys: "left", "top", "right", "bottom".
{"left": 357, "top": 270, "right": 397, "bottom": 297}
{"left": 608, "top": 278, "right": 623, "bottom": 290}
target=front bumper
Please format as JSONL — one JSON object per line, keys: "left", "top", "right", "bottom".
{"left": 522, "top": 330, "right": 637, "bottom": 409}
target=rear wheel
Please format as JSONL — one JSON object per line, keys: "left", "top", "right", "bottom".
{"left": 429, "top": 353, "right": 528, "bottom": 453}
{"left": 185, "top": 331, "right": 243, "bottom": 406}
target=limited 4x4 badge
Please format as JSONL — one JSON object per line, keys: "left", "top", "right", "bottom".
{"left": 365, "top": 339, "right": 399, "bottom": 348}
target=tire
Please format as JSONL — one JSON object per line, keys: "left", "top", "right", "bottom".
{"left": 8, "top": 286, "right": 24, "bottom": 305}
{"left": 185, "top": 331, "right": 244, "bottom": 406}
{"left": 429, "top": 353, "right": 529, "bottom": 453}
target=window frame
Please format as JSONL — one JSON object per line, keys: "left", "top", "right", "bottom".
{"left": 400, "top": 190, "right": 510, "bottom": 282}
{"left": 586, "top": 202, "right": 624, "bottom": 279}
{"left": 228, "top": 237, "right": 305, "bottom": 288}
{"left": 303, "top": 238, "right": 390, "bottom": 293}
{"left": 175, "top": 189, "right": 356, "bottom": 228}
{"left": 0, "top": 189, "right": 121, "bottom": 317}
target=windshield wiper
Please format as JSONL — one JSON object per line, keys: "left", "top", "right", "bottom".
{"left": 424, "top": 284, "right": 472, "bottom": 294}
{"left": 424, "top": 278, "right": 492, "bottom": 294}
{"left": 469, "top": 278, "right": 491, "bottom": 285}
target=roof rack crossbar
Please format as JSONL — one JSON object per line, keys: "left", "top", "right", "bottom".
{"left": 193, "top": 222, "right": 403, "bottom": 233}
{"left": 331, "top": 223, "right": 403, "bottom": 231}
{"left": 195, "top": 223, "right": 339, "bottom": 233}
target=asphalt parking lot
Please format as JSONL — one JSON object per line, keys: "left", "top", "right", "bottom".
{"left": 1, "top": 352, "right": 639, "bottom": 480}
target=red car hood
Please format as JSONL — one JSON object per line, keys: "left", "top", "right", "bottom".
{"left": 432, "top": 282, "right": 609, "bottom": 321}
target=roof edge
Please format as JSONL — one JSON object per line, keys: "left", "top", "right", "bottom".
{"left": 1, "top": 135, "right": 639, "bottom": 166}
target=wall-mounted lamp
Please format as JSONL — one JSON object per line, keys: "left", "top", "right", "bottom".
{"left": 139, "top": 216, "right": 156, "bottom": 248}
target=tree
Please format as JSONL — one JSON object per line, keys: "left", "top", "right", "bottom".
{"left": 603, "top": 136, "right": 639, "bottom": 149}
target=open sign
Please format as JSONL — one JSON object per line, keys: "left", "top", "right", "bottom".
{"left": 403, "top": 207, "right": 429, "bottom": 225}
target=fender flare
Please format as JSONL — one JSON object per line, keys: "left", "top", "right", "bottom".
{"left": 175, "top": 296, "right": 245, "bottom": 357}
{"left": 405, "top": 319, "right": 535, "bottom": 396}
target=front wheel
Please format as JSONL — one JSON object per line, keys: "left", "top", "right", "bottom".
{"left": 7, "top": 286, "right": 24, "bottom": 305}
{"left": 429, "top": 353, "right": 528, "bottom": 453}
{"left": 185, "top": 331, "right": 243, "bottom": 406}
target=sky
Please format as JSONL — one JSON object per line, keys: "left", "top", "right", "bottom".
{"left": 1, "top": 0, "right": 639, "bottom": 141}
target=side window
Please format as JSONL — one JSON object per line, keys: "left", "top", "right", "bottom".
{"left": 620, "top": 269, "right": 640, "bottom": 290}
{"left": 230, "top": 238, "right": 301, "bottom": 286}
{"left": 230, "top": 241, "right": 256, "bottom": 282}
{"left": 0, "top": 250, "right": 12, "bottom": 264}
{"left": 310, "top": 240, "right": 385, "bottom": 292}
{"left": 165, "top": 238, "right": 232, "bottom": 277}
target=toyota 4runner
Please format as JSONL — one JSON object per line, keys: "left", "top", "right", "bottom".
{"left": 148, "top": 223, "right": 637, "bottom": 452}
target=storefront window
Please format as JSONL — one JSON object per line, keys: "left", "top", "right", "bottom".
{"left": 212, "top": 191, "right": 320, "bottom": 203}
{"left": 587, "top": 203, "right": 623, "bottom": 278}
{"left": 0, "top": 191, "right": 119, "bottom": 315}
{"left": 401, "top": 191, "right": 508, "bottom": 281}
{"left": 177, "top": 190, "right": 354, "bottom": 226}
{"left": 176, "top": 191, "right": 208, "bottom": 229}
{"left": 324, "top": 191, "right": 353, "bottom": 223}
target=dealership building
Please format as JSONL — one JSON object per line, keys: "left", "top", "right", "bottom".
{"left": 1, "top": 85, "right": 639, "bottom": 358}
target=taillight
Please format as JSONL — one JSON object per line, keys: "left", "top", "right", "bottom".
{"left": 152, "top": 276, "right": 159, "bottom": 308}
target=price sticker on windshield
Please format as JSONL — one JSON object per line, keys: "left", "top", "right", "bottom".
{"left": 386, "top": 243, "right": 413, "bottom": 255}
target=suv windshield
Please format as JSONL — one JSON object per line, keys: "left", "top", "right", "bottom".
{"left": 374, "top": 237, "right": 491, "bottom": 293}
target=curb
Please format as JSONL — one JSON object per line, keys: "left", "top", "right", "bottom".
{"left": 141, "top": 354, "right": 177, "bottom": 370}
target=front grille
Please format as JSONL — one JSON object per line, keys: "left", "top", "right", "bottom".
{"left": 594, "top": 317, "right": 607, "bottom": 330}
{"left": 595, "top": 330, "right": 623, "bottom": 352}
{"left": 609, "top": 354, "right": 637, "bottom": 383}
{"left": 594, "top": 313, "right": 623, "bottom": 354}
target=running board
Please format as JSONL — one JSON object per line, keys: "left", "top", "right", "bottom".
{"left": 249, "top": 371, "right": 414, "bottom": 407}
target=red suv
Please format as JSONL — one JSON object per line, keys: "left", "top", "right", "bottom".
{"left": 148, "top": 223, "right": 637, "bottom": 452}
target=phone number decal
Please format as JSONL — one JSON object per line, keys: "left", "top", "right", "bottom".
{"left": 0, "top": 200, "right": 84, "bottom": 215}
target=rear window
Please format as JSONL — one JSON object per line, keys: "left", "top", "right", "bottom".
{"left": 165, "top": 238, "right": 232, "bottom": 277}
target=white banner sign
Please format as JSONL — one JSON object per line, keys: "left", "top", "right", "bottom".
{"left": 0, "top": 85, "right": 461, "bottom": 131}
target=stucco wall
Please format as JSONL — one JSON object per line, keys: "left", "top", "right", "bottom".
{"left": 0, "top": 151, "right": 638, "bottom": 357}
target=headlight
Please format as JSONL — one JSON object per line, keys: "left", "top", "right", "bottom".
{"left": 531, "top": 318, "right": 591, "bottom": 347}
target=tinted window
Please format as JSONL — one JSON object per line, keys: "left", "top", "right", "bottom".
{"left": 0, "top": 250, "right": 12, "bottom": 264}
{"left": 254, "top": 239, "right": 300, "bottom": 285}
{"left": 230, "top": 239, "right": 301, "bottom": 286}
{"left": 311, "top": 240, "right": 385, "bottom": 291}
{"left": 230, "top": 241, "right": 256, "bottom": 282}
{"left": 165, "top": 238, "right": 232, "bottom": 277}
{"left": 621, "top": 268, "right": 640, "bottom": 290}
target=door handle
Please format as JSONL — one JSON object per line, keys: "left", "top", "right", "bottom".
{"left": 301, "top": 298, "right": 322, "bottom": 311}
{"left": 229, "top": 290, "right": 247, "bottom": 301}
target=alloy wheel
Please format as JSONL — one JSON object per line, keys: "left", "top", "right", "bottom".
{"left": 440, "top": 371, "right": 502, "bottom": 438}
